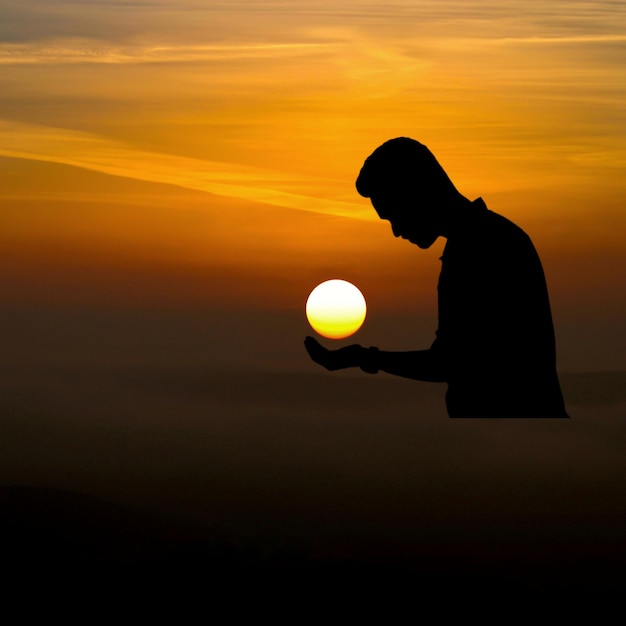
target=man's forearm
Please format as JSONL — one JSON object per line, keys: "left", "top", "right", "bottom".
{"left": 360, "top": 347, "right": 447, "bottom": 382}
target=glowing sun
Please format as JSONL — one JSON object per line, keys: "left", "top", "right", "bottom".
{"left": 306, "top": 279, "right": 367, "bottom": 339}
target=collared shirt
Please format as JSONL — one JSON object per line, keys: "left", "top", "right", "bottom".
{"left": 432, "top": 198, "right": 568, "bottom": 417}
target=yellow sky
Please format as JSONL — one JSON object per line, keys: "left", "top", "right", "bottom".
{"left": 1, "top": 2, "right": 624, "bottom": 194}
{"left": 0, "top": 1, "right": 624, "bottom": 332}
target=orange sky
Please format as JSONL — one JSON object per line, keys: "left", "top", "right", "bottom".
{"left": 0, "top": 0, "right": 624, "bottom": 370}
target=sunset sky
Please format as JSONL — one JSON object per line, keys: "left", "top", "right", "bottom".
{"left": 1, "top": 1, "right": 625, "bottom": 343}
{"left": 1, "top": 0, "right": 625, "bottom": 577}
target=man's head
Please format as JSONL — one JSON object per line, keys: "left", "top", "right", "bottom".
{"left": 356, "top": 137, "right": 461, "bottom": 248}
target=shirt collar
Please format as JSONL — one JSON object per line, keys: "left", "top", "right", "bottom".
{"left": 472, "top": 197, "right": 488, "bottom": 211}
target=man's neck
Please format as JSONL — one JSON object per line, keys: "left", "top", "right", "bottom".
{"left": 439, "top": 194, "right": 475, "bottom": 239}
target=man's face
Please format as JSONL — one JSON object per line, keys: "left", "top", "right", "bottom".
{"left": 370, "top": 193, "right": 441, "bottom": 249}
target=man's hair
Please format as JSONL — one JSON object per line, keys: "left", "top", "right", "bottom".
{"left": 355, "top": 137, "right": 458, "bottom": 200}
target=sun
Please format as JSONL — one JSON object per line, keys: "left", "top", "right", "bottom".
{"left": 305, "top": 279, "right": 367, "bottom": 339}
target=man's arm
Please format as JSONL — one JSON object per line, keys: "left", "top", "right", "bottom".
{"left": 368, "top": 347, "right": 447, "bottom": 382}
{"left": 304, "top": 336, "right": 447, "bottom": 382}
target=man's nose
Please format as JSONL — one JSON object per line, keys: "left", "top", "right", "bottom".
{"left": 391, "top": 222, "right": 402, "bottom": 238}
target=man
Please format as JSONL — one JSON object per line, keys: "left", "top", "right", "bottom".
{"left": 304, "top": 137, "right": 569, "bottom": 418}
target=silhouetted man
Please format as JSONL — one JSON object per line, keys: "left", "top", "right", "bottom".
{"left": 305, "top": 137, "right": 569, "bottom": 418}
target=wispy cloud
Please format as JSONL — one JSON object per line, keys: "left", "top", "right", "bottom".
{"left": 0, "top": 39, "right": 335, "bottom": 65}
{"left": 0, "top": 119, "right": 370, "bottom": 220}
{"left": 489, "top": 33, "right": 626, "bottom": 45}
{"left": 427, "top": 32, "right": 626, "bottom": 50}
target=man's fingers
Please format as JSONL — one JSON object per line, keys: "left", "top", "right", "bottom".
{"left": 304, "top": 336, "right": 332, "bottom": 368}
{"left": 304, "top": 337, "right": 363, "bottom": 371}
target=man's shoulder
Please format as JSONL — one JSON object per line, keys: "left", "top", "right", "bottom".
{"left": 484, "top": 208, "right": 527, "bottom": 234}
{"left": 443, "top": 207, "right": 538, "bottom": 268}
{"left": 481, "top": 209, "right": 535, "bottom": 250}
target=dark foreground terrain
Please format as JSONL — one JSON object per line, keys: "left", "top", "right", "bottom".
{"left": 2, "top": 484, "right": 624, "bottom": 598}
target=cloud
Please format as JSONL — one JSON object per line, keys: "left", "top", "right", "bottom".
{"left": 0, "top": 119, "right": 370, "bottom": 220}
{"left": 0, "top": 39, "right": 335, "bottom": 65}
{"left": 489, "top": 33, "right": 626, "bottom": 45}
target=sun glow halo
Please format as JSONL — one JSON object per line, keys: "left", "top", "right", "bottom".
{"left": 306, "top": 279, "right": 367, "bottom": 339}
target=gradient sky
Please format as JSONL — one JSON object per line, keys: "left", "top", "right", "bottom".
{"left": 1, "top": 2, "right": 625, "bottom": 567}
{"left": 1, "top": 1, "right": 624, "bottom": 374}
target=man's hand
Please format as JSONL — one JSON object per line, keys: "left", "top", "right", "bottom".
{"left": 304, "top": 336, "right": 363, "bottom": 371}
